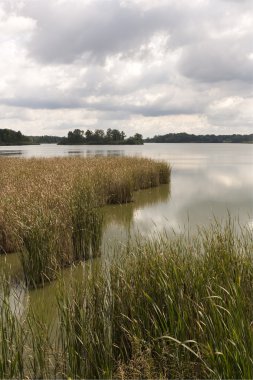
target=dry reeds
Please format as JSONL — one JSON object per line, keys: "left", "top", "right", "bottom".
{"left": 0, "top": 156, "right": 170, "bottom": 286}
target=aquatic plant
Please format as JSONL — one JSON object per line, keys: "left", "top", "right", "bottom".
{"left": 71, "top": 180, "right": 103, "bottom": 261}
{"left": 20, "top": 209, "right": 60, "bottom": 288}
{"left": 0, "top": 157, "right": 170, "bottom": 286}
{"left": 1, "top": 220, "right": 253, "bottom": 378}
{"left": 58, "top": 220, "right": 253, "bottom": 379}
{"left": 0, "top": 279, "right": 26, "bottom": 379}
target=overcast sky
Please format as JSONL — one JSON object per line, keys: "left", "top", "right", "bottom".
{"left": 0, "top": 0, "right": 252, "bottom": 137}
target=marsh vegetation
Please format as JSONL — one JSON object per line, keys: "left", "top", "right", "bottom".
{"left": 1, "top": 220, "right": 253, "bottom": 379}
{"left": 1, "top": 155, "right": 253, "bottom": 379}
{"left": 0, "top": 156, "right": 170, "bottom": 287}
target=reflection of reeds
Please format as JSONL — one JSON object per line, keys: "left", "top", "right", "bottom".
{"left": 0, "top": 157, "right": 170, "bottom": 286}
{"left": 104, "top": 183, "right": 171, "bottom": 228}
{"left": 1, "top": 220, "right": 253, "bottom": 378}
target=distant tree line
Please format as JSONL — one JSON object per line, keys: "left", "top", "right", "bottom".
{"left": 1, "top": 128, "right": 252, "bottom": 146}
{"left": 58, "top": 129, "right": 144, "bottom": 145}
{"left": 0, "top": 129, "right": 33, "bottom": 145}
{"left": 30, "top": 135, "right": 62, "bottom": 144}
{"left": 145, "top": 132, "right": 253, "bottom": 143}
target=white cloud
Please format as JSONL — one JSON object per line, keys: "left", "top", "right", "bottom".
{"left": 0, "top": 0, "right": 252, "bottom": 136}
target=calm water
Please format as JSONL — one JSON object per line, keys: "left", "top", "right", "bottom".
{"left": 1, "top": 143, "right": 252, "bottom": 315}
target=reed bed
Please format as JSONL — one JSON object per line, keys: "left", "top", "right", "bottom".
{"left": 0, "top": 156, "right": 170, "bottom": 286}
{"left": 0, "top": 220, "right": 253, "bottom": 379}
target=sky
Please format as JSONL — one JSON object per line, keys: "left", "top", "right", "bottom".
{"left": 0, "top": 0, "right": 252, "bottom": 138}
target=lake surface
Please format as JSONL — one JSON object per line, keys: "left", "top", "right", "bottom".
{"left": 1, "top": 143, "right": 252, "bottom": 315}
{"left": 1, "top": 143, "right": 253, "bottom": 234}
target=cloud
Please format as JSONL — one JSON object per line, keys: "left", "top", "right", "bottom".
{"left": 179, "top": 33, "right": 253, "bottom": 84}
{"left": 22, "top": 0, "right": 172, "bottom": 64}
{"left": 0, "top": 5, "right": 35, "bottom": 39}
{"left": 0, "top": 0, "right": 252, "bottom": 136}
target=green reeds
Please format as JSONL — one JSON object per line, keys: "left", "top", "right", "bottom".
{"left": 20, "top": 209, "right": 60, "bottom": 288}
{"left": 71, "top": 181, "right": 103, "bottom": 261}
{"left": 57, "top": 220, "right": 253, "bottom": 379}
{"left": 57, "top": 262, "right": 112, "bottom": 379}
{"left": 1, "top": 220, "right": 253, "bottom": 378}
{"left": 0, "top": 277, "right": 58, "bottom": 379}
{"left": 26, "top": 311, "right": 58, "bottom": 379}
{"left": 0, "top": 279, "right": 25, "bottom": 379}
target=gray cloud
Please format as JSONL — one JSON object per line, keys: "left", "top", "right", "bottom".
{"left": 179, "top": 36, "right": 253, "bottom": 83}
{"left": 21, "top": 0, "right": 253, "bottom": 67}
{"left": 2, "top": 97, "right": 81, "bottom": 110}
{"left": 22, "top": 0, "right": 171, "bottom": 64}
{"left": 0, "top": 0, "right": 252, "bottom": 136}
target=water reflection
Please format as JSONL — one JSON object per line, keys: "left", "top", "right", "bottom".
{"left": 67, "top": 150, "right": 85, "bottom": 156}
{"left": 126, "top": 164, "right": 253, "bottom": 237}
{"left": 0, "top": 253, "right": 22, "bottom": 278}
{"left": 0, "top": 279, "right": 28, "bottom": 321}
{"left": 104, "top": 184, "right": 171, "bottom": 228}
{"left": 66, "top": 148, "right": 125, "bottom": 157}
{"left": 102, "top": 183, "right": 171, "bottom": 251}
{"left": 86, "top": 149, "right": 124, "bottom": 157}
{"left": 0, "top": 150, "right": 23, "bottom": 156}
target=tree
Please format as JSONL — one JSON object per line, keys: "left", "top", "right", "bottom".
{"left": 85, "top": 130, "right": 93, "bottom": 142}
{"left": 58, "top": 128, "right": 146, "bottom": 145}
{"left": 134, "top": 133, "right": 143, "bottom": 144}
{"left": 94, "top": 129, "right": 105, "bottom": 141}
{"left": 67, "top": 129, "right": 84, "bottom": 144}
{"left": 111, "top": 129, "right": 122, "bottom": 141}
{"left": 120, "top": 131, "right": 126, "bottom": 141}
{"left": 0, "top": 128, "right": 32, "bottom": 145}
{"left": 106, "top": 128, "right": 113, "bottom": 141}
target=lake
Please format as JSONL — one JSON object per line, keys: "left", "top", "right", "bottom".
{"left": 1, "top": 143, "right": 252, "bottom": 234}
{"left": 1, "top": 142, "right": 252, "bottom": 317}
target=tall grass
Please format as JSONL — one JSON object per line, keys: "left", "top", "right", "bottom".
{"left": 20, "top": 210, "right": 60, "bottom": 288}
{"left": 1, "top": 220, "right": 253, "bottom": 378}
{"left": 58, "top": 262, "right": 112, "bottom": 379}
{"left": 58, "top": 220, "right": 253, "bottom": 379}
{"left": 71, "top": 181, "right": 103, "bottom": 261}
{"left": 0, "top": 279, "right": 25, "bottom": 379}
{"left": 0, "top": 157, "right": 170, "bottom": 286}
{"left": 0, "top": 277, "right": 58, "bottom": 379}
